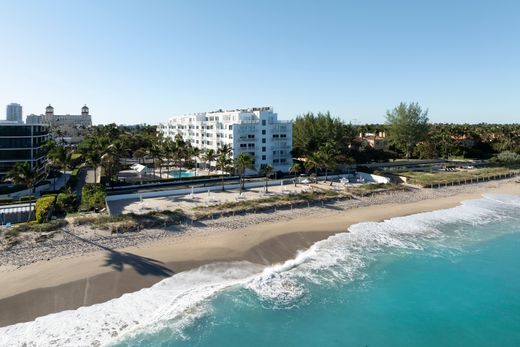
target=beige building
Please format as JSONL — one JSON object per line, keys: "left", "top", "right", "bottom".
{"left": 42, "top": 104, "right": 92, "bottom": 128}
{"left": 359, "top": 132, "right": 389, "bottom": 151}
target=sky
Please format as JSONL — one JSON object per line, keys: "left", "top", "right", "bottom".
{"left": 1, "top": 0, "right": 519, "bottom": 125}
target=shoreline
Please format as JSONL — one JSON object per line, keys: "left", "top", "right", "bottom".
{"left": 1, "top": 180, "right": 519, "bottom": 327}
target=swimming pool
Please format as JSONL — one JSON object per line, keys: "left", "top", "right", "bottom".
{"left": 168, "top": 170, "right": 195, "bottom": 178}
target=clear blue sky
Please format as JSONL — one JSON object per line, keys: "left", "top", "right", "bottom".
{"left": 1, "top": 0, "right": 519, "bottom": 125}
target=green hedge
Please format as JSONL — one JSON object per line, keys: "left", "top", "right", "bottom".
{"left": 81, "top": 184, "right": 106, "bottom": 211}
{"left": 56, "top": 190, "right": 77, "bottom": 214}
{"left": 0, "top": 197, "right": 15, "bottom": 206}
{"left": 35, "top": 195, "right": 57, "bottom": 223}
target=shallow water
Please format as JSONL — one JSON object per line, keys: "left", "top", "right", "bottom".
{"left": 2, "top": 194, "right": 519, "bottom": 347}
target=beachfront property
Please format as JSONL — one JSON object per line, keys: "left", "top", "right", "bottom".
{"left": 357, "top": 132, "right": 389, "bottom": 151}
{"left": 41, "top": 104, "right": 92, "bottom": 128}
{"left": 158, "top": 107, "right": 293, "bottom": 172}
{"left": 0, "top": 123, "right": 50, "bottom": 179}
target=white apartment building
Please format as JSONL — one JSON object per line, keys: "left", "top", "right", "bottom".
{"left": 158, "top": 107, "right": 292, "bottom": 172}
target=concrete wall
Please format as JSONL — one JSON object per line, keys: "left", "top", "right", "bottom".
{"left": 106, "top": 172, "right": 390, "bottom": 203}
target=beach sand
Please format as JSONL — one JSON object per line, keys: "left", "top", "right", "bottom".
{"left": 1, "top": 181, "right": 519, "bottom": 327}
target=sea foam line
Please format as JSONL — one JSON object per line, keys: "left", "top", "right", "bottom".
{"left": 1, "top": 194, "right": 518, "bottom": 346}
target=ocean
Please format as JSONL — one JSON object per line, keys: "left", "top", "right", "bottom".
{"left": 1, "top": 194, "right": 519, "bottom": 347}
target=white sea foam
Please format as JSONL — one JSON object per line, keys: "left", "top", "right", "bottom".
{"left": 0, "top": 262, "right": 264, "bottom": 347}
{"left": 245, "top": 194, "right": 519, "bottom": 306}
{"left": 1, "top": 195, "right": 518, "bottom": 346}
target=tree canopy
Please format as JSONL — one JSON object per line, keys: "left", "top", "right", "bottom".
{"left": 385, "top": 102, "right": 430, "bottom": 159}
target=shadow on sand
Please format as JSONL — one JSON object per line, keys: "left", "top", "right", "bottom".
{"left": 63, "top": 229, "right": 174, "bottom": 277}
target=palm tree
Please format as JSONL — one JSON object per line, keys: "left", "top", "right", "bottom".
{"left": 261, "top": 164, "right": 273, "bottom": 193}
{"left": 48, "top": 145, "right": 72, "bottom": 189}
{"left": 4, "top": 162, "right": 42, "bottom": 221}
{"left": 318, "top": 142, "right": 338, "bottom": 182}
{"left": 133, "top": 148, "right": 147, "bottom": 165}
{"left": 289, "top": 163, "right": 301, "bottom": 186}
{"left": 202, "top": 148, "right": 216, "bottom": 172}
{"left": 161, "top": 138, "right": 173, "bottom": 175}
{"left": 190, "top": 146, "right": 201, "bottom": 177}
{"left": 304, "top": 151, "right": 322, "bottom": 175}
{"left": 146, "top": 135, "right": 163, "bottom": 178}
{"left": 234, "top": 152, "right": 253, "bottom": 192}
{"left": 173, "top": 134, "right": 187, "bottom": 179}
{"left": 84, "top": 147, "right": 103, "bottom": 184}
{"left": 216, "top": 144, "right": 232, "bottom": 191}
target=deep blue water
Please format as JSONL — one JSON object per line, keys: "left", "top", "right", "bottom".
{"left": 1, "top": 194, "right": 519, "bottom": 347}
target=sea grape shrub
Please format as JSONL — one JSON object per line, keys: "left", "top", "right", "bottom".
{"left": 81, "top": 184, "right": 107, "bottom": 211}
{"left": 56, "top": 189, "right": 78, "bottom": 214}
{"left": 35, "top": 195, "right": 57, "bottom": 223}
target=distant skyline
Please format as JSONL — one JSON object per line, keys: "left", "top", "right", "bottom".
{"left": 1, "top": 0, "right": 519, "bottom": 125}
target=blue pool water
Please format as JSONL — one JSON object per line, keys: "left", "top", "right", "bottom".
{"left": 168, "top": 170, "right": 194, "bottom": 178}
{"left": 1, "top": 194, "right": 519, "bottom": 347}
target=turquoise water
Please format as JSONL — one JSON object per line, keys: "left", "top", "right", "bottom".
{"left": 168, "top": 170, "right": 194, "bottom": 178}
{"left": 1, "top": 195, "right": 519, "bottom": 346}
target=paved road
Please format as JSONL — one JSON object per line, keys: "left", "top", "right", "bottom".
{"left": 74, "top": 168, "right": 88, "bottom": 203}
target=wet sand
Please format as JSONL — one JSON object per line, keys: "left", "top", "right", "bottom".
{"left": 1, "top": 181, "right": 519, "bottom": 327}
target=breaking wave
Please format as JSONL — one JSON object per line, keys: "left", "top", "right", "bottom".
{"left": 1, "top": 194, "right": 518, "bottom": 346}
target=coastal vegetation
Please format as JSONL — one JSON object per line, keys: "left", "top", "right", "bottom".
{"left": 385, "top": 102, "right": 430, "bottom": 159}
{"left": 73, "top": 209, "right": 186, "bottom": 233}
{"left": 34, "top": 195, "right": 56, "bottom": 223}
{"left": 81, "top": 184, "right": 106, "bottom": 211}
{"left": 191, "top": 183, "right": 405, "bottom": 219}
{"left": 292, "top": 104, "right": 520, "bottom": 167}
{"left": 399, "top": 167, "right": 520, "bottom": 187}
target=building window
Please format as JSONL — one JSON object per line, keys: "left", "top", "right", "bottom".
{"left": 280, "top": 159, "right": 286, "bottom": 163}
{"left": 229, "top": 125, "right": 233, "bottom": 130}
{"left": 247, "top": 134, "right": 255, "bottom": 139}
{"left": 262, "top": 130, "right": 266, "bottom": 135}
{"left": 262, "top": 120, "right": 266, "bottom": 126}
{"left": 262, "top": 147, "right": 266, "bottom": 152}
{"left": 273, "top": 134, "right": 279, "bottom": 138}
{"left": 262, "top": 138, "right": 266, "bottom": 143}
{"left": 262, "top": 155, "right": 266, "bottom": 160}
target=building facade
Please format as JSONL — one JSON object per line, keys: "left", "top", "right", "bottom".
{"left": 358, "top": 132, "right": 389, "bottom": 151}
{"left": 42, "top": 104, "right": 92, "bottom": 128}
{"left": 6, "top": 103, "right": 23, "bottom": 123}
{"left": 159, "top": 107, "right": 292, "bottom": 172}
{"left": 0, "top": 123, "right": 50, "bottom": 179}
{"left": 26, "top": 114, "right": 42, "bottom": 124}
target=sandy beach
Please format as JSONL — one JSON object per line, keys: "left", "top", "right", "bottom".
{"left": 1, "top": 179, "right": 519, "bottom": 327}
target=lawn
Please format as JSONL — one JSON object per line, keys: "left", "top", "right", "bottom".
{"left": 399, "top": 166, "right": 519, "bottom": 187}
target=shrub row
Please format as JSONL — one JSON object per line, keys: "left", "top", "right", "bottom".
{"left": 35, "top": 195, "right": 57, "bottom": 223}
{"left": 81, "top": 184, "right": 106, "bottom": 211}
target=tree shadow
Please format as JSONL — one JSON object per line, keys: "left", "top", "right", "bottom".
{"left": 63, "top": 229, "right": 174, "bottom": 277}
{"left": 103, "top": 250, "right": 173, "bottom": 276}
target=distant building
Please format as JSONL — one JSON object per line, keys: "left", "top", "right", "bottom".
{"left": 358, "top": 132, "right": 389, "bottom": 151}
{"left": 26, "top": 114, "right": 42, "bottom": 124}
{"left": 0, "top": 123, "right": 50, "bottom": 179}
{"left": 159, "top": 107, "right": 293, "bottom": 172}
{"left": 42, "top": 104, "right": 92, "bottom": 128}
{"left": 6, "top": 103, "right": 23, "bottom": 123}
